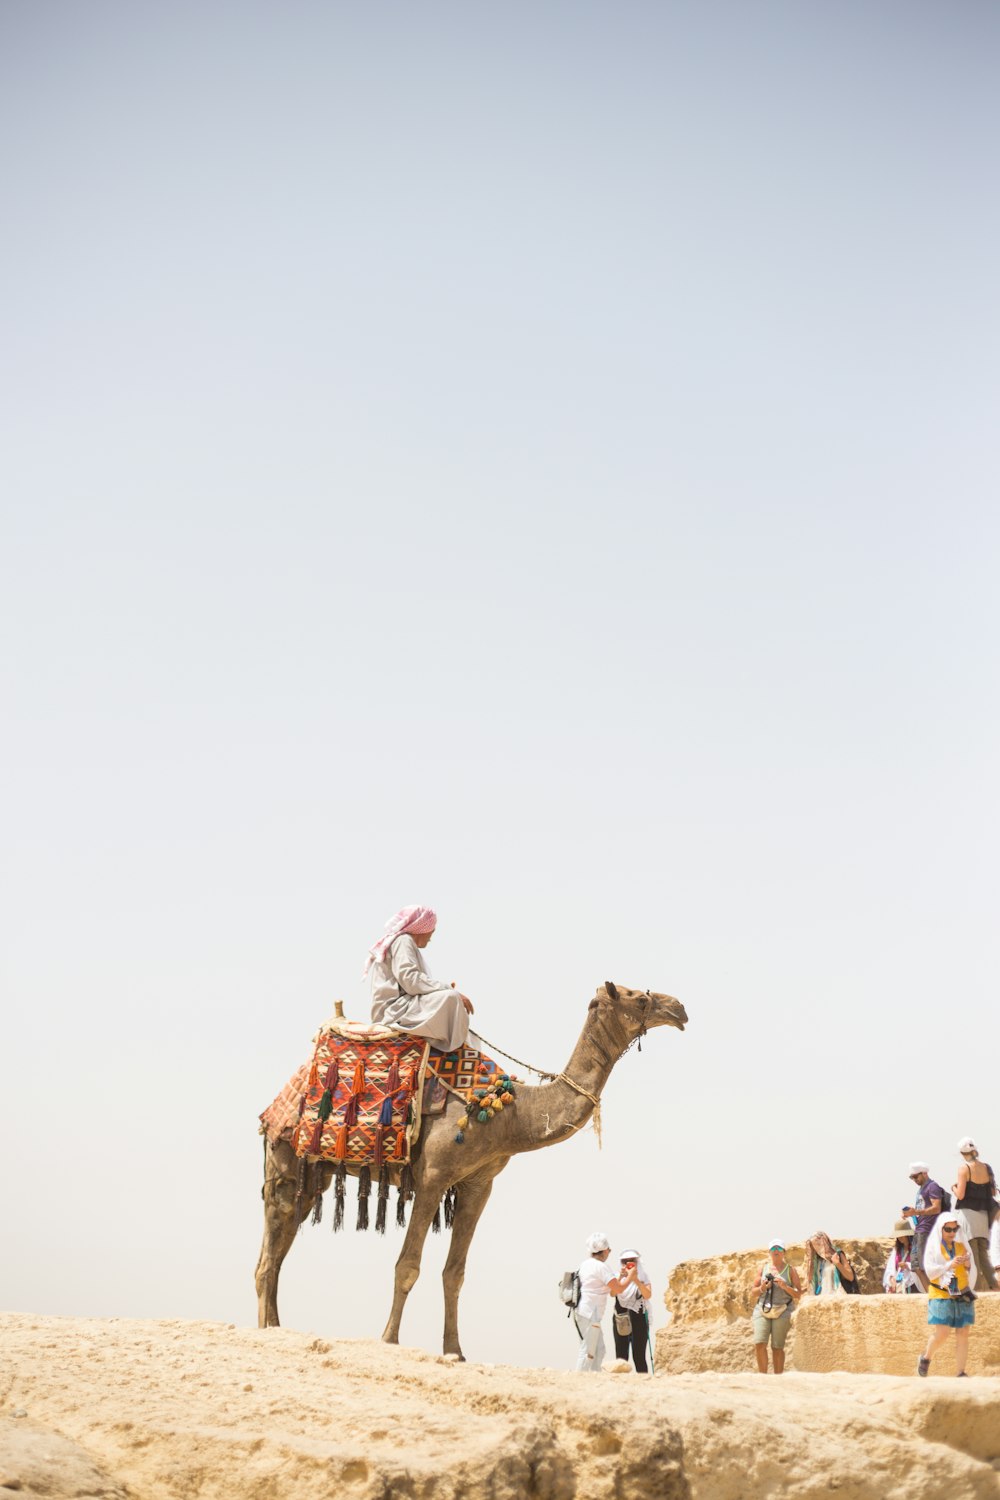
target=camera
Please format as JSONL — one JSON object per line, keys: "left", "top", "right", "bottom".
{"left": 763, "top": 1272, "right": 775, "bottom": 1284}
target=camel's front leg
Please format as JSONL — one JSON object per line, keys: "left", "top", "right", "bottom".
{"left": 442, "top": 1164, "right": 505, "bottom": 1359}
{"left": 381, "top": 1181, "right": 447, "bottom": 1345}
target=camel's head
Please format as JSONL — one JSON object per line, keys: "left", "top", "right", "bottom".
{"left": 591, "top": 981, "right": 687, "bottom": 1042}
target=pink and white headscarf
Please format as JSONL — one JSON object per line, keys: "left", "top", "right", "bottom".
{"left": 363, "top": 905, "right": 438, "bottom": 976}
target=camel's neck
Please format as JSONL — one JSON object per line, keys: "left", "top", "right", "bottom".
{"left": 510, "top": 1007, "right": 629, "bottom": 1153}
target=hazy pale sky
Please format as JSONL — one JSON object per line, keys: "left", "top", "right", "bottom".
{"left": 2, "top": 0, "right": 998, "bottom": 1368}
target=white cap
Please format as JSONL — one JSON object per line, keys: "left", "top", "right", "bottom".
{"left": 619, "top": 1247, "right": 640, "bottom": 1260}
{"left": 586, "top": 1231, "right": 610, "bottom": 1254}
{"left": 768, "top": 1238, "right": 785, "bottom": 1251}
{"left": 908, "top": 1161, "right": 929, "bottom": 1175}
{"left": 958, "top": 1137, "right": 977, "bottom": 1154}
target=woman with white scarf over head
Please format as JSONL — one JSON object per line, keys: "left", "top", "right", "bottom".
{"left": 917, "top": 1208, "right": 977, "bottom": 1378}
{"left": 573, "top": 1233, "right": 634, "bottom": 1373}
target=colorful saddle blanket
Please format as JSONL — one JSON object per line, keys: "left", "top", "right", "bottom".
{"left": 259, "top": 1022, "right": 429, "bottom": 1168}
{"left": 422, "top": 1043, "right": 504, "bottom": 1116}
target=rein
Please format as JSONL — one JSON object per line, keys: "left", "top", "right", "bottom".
{"left": 473, "top": 991, "right": 653, "bottom": 1150}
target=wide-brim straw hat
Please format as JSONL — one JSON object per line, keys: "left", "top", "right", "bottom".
{"left": 893, "top": 1218, "right": 914, "bottom": 1237}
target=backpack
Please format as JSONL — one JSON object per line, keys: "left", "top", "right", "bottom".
{"left": 559, "top": 1271, "right": 581, "bottom": 1315}
{"left": 939, "top": 1188, "right": 953, "bottom": 1212}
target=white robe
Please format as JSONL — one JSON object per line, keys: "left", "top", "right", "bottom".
{"left": 369, "top": 934, "right": 470, "bottom": 1052}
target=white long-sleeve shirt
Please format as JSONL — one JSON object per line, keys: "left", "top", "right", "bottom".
{"left": 369, "top": 934, "right": 469, "bottom": 1052}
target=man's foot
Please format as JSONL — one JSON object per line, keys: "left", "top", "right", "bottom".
{"left": 917, "top": 1356, "right": 930, "bottom": 1377}
{"left": 957, "top": 1371, "right": 968, "bottom": 1377}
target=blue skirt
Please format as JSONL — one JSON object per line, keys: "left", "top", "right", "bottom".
{"left": 927, "top": 1297, "right": 975, "bottom": 1328}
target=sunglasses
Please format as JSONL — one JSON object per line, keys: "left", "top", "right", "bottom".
{"left": 943, "top": 1226, "right": 959, "bottom": 1233}
{"left": 621, "top": 1259, "right": 637, "bottom": 1265}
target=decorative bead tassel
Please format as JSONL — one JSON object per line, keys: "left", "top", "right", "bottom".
{"left": 431, "top": 1202, "right": 442, "bottom": 1234}
{"left": 400, "top": 1163, "right": 414, "bottom": 1201}
{"left": 344, "top": 1093, "right": 359, "bottom": 1128}
{"left": 317, "top": 1089, "right": 333, "bottom": 1121}
{"left": 394, "top": 1127, "right": 406, "bottom": 1159}
{"left": 378, "top": 1094, "right": 394, "bottom": 1127}
{"left": 323, "top": 1059, "right": 339, "bottom": 1092}
{"left": 310, "top": 1185, "right": 323, "bottom": 1226}
{"left": 308, "top": 1119, "right": 324, "bottom": 1154}
{"left": 350, "top": 1060, "right": 365, "bottom": 1095}
{"left": 385, "top": 1057, "right": 400, "bottom": 1092}
{"left": 297, "top": 1092, "right": 308, "bottom": 1118}
{"left": 396, "top": 1184, "right": 407, "bottom": 1228}
{"left": 357, "top": 1165, "right": 371, "bottom": 1232}
{"left": 333, "top": 1163, "right": 346, "bottom": 1233}
{"left": 374, "top": 1127, "right": 384, "bottom": 1167}
{"left": 443, "top": 1186, "right": 457, "bottom": 1229}
{"left": 334, "top": 1123, "right": 348, "bottom": 1159}
{"left": 375, "top": 1167, "right": 390, "bottom": 1235}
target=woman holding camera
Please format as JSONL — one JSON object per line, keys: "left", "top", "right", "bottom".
{"left": 612, "top": 1248, "right": 653, "bottom": 1373}
{"left": 751, "top": 1239, "right": 803, "bottom": 1373}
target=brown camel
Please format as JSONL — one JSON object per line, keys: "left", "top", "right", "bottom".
{"left": 255, "top": 980, "right": 687, "bottom": 1357}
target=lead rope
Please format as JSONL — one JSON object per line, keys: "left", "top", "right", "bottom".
{"left": 470, "top": 1033, "right": 556, "bottom": 1080}
{"left": 461, "top": 993, "right": 651, "bottom": 1150}
{"left": 472, "top": 1033, "right": 603, "bottom": 1144}
{"left": 555, "top": 1073, "right": 603, "bottom": 1148}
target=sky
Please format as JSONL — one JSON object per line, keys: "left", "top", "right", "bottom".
{"left": 2, "top": 0, "right": 998, "bottom": 1370}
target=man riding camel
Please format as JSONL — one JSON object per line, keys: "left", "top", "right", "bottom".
{"left": 365, "top": 905, "right": 474, "bottom": 1052}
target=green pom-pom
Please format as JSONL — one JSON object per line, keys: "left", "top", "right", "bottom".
{"left": 317, "top": 1089, "right": 333, "bottom": 1120}
{"left": 454, "top": 1130, "right": 465, "bottom": 1144}
{"left": 477, "top": 1109, "right": 490, "bottom": 1123}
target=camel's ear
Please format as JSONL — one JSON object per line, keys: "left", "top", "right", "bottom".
{"left": 604, "top": 980, "right": 619, "bottom": 1001}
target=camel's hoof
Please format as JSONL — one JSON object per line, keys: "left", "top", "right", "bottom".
{"left": 382, "top": 1332, "right": 400, "bottom": 1346}
{"left": 443, "top": 1351, "right": 465, "bottom": 1362}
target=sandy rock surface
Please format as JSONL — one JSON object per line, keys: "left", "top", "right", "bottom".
{"left": 4, "top": 1313, "right": 1000, "bottom": 1499}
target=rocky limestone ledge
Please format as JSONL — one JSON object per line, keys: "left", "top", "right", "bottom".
{"left": 794, "top": 1294, "right": 1000, "bottom": 1377}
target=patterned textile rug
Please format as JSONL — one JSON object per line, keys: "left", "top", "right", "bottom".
{"left": 422, "top": 1042, "right": 505, "bottom": 1116}
{"left": 259, "top": 1022, "right": 429, "bottom": 1169}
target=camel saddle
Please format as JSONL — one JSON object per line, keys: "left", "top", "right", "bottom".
{"left": 259, "top": 1021, "right": 507, "bottom": 1169}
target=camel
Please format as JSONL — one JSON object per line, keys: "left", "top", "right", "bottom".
{"left": 255, "top": 980, "right": 687, "bottom": 1357}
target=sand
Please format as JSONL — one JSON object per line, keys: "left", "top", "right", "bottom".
{"left": 4, "top": 1312, "right": 1000, "bottom": 1499}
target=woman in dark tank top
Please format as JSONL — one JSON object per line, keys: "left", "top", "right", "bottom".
{"left": 954, "top": 1136, "right": 999, "bottom": 1290}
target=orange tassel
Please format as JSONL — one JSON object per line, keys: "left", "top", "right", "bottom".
{"left": 351, "top": 1060, "right": 365, "bottom": 1095}
{"left": 334, "top": 1123, "right": 348, "bottom": 1159}
{"left": 394, "top": 1128, "right": 407, "bottom": 1159}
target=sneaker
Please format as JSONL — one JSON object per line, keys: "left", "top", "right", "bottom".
{"left": 917, "top": 1356, "right": 930, "bottom": 1377}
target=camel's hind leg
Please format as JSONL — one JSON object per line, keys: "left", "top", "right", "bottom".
{"left": 381, "top": 1179, "right": 448, "bottom": 1346}
{"left": 255, "top": 1141, "right": 324, "bottom": 1328}
{"left": 442, "top": 1165, "right": 503, "bottom": 1359}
